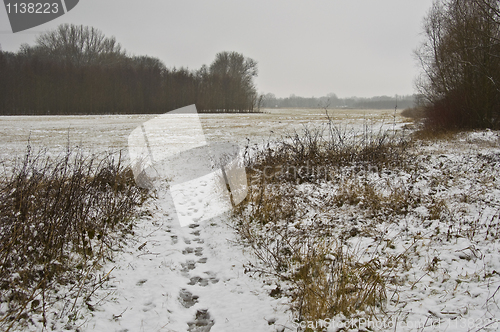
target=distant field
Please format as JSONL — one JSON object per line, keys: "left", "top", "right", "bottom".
{"left": 0, "top": 108, "right": 410, "bottom": 163}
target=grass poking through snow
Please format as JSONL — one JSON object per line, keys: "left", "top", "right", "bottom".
{"left": 0, "top": 145, "right": 148, "bottom": 331}
{"left": 232, "top": 119, "right": 500, "bottom": 330}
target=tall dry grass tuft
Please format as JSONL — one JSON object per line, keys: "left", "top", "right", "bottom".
{"left": 233, "top": 119, "right": 414, "bottom": 327}
{"left": 0, "top": 145, "right": 148, "bottom": 331}
{"left": 291, "top": 241, "right": 389, "bottom": 321}
{"left": 245, "top": 116, "right": 411, "bottom": 187}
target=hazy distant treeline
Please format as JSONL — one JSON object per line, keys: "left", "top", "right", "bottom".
{"left": 260, "top": 93, "right": 416, "bottom": 109}
{"left": 0, "top": 24, "right": 258, "bottom": 115}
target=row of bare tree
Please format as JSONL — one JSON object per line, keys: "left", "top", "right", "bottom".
{"left": 416, "top": 0, "right": 500, "bottom": 129}
{"left": 260, "top": 92, "right": 416, "bottom": 109}
{"left": 0, "top": 24, "right": 259, "bottom": 115}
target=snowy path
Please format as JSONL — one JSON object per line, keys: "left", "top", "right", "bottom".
{"left": 82, "top": 187, "right": 292, "bottom": 332}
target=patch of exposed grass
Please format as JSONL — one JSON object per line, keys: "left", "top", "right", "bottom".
{"left": 243, "top": 116, "right": 412, "bottom": 187}
{"left": 0, "top": 145, "right": 148, "bottom": 331}
{"left": 291, "top": 240, "right": 390, "bottom": 320}
{"left": 233, "top": 121, "right": 500, "bottom": 330}
{"left": 232, "top": 120, "right": 417, "bottom": 327}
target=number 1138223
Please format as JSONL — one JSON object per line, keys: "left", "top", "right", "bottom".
{"left": 5, "top": 2, "right": 60, "bottom": 14}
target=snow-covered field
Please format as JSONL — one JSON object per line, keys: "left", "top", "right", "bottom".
{"left": 0, "top": 108, "right": 403, "bottom": 159}
{"left": 1, "top": 109, "right": 499, "bottom": 331}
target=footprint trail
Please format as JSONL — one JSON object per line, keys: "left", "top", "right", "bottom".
{"left": 82, "top": 187, "right": 292, "bottom": 331}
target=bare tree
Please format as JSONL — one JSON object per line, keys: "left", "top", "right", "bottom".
{"left": 209, "top": 51, "right": 258, "bottom": 111}
{"left": 30, "top": 24, "right": 126, "bottom": 66}
{"left": 415, "top": 0, "right": 500, "bottom": 129}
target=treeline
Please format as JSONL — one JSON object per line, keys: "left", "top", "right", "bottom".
{"left": 415, "top": 0, "right": 500, "bottom": 130}
{"left": 0, "top": 24, "right": 258, "bottom": 115}
{"left": 259, "top": 93, "right": 415, "bottom": 109}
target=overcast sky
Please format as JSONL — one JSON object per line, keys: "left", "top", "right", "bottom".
{"left": 1, "top": 0, "right": 434, "bottom": 98}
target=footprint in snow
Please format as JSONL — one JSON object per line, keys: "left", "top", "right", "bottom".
{"left": 183, "top": 246, "right": 203, "bottom": 256}
{"left": 179, "top": 289, "right": 199, "bottom": 308}
{"left": 194, "top": 247, "right": 203, "bottom": 256}
{"left": 187, "top": 309, "right": 214, "bottom": 332}
{"left": 182, "top": 247, "right": 194, "bottom": 255}
{"left": 181, "top": 260, "right": 197, "bottom": 273}
{"left": 187, "top": 272, "right": 219, "bottom": 287}
{"left": 142, "top": 301, "right": 156, "bottom": 312}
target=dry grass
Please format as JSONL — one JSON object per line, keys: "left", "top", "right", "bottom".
{"left": 412, "top": 127, "right": 460, "bottom": 141}
{"left": 0, "top": 145, "right": 148, "bottom": 331}
{"left": 232, "top": 120, "right": 500, "bottom": 330}
{"left": 232, "top": 120, "right": 417, "bottom": 328}
{"left": 243, "top": 116, "right": 412, "bottom": 187}
{"left": 291, "top": 241, "right": 390, "bottom": 320}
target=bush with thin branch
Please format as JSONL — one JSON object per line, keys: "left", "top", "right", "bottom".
{"left": 0, "top": 146, "right": 148, "bottom": 331}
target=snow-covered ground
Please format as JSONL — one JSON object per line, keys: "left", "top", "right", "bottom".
{"left": 2, "top": 109, "right": 499, "bottom": 331}
{"left": 232, "top": 129, "right": 500, "bottom": 332}
{"left": 76, "top": 181, "right": 293, "bottom": 332}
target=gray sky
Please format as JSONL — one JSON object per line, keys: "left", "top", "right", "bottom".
{"left": 0, "top": 0, "right": 434, "bottom": 98}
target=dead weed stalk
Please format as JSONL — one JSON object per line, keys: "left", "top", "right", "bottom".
{"left": 0, "top": 145, "right": 148, "bottom": 331}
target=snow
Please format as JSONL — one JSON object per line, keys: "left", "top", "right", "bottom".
{"left": 81, "top": 185, "right": 293, "bottom": 332}
{"left": 1, "top": 110, "right": 499, "bottom": 331}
